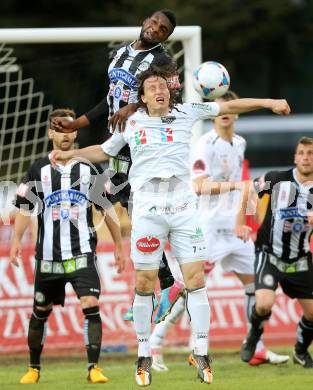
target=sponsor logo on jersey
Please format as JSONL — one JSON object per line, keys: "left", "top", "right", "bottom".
{"left": 193, "top": 159, "right": 206, "bottom": 174}
{"left": 160, "top": 127, "right": 173, "bottom": 142}
{"left": 278, "top": 207, "right": 307, "bottom": 220}
{"left": 136, "top": 236, "right": 160, "bottom": 253}
{"left": 45, "top": 190, "right": 87, "bottom": 207}
{"left": 122, "top": 90, "right": 130, "bottom": 102}
{"left": 148, "top": 202, "right": 188, "bottom": 215}
{"left": 135, "top": 128, "right": 147, "bottom": 145}
{"left": 190, "top": 227, "right": 204, "bottom": 243}
{"left": 161, "top": 116, "right": 176, "bottom": 124}
{"left": 109, "top": 68, "right": 138, "bottom": 89}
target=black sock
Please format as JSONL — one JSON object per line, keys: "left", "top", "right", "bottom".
{"left": 28, "top": 307, "right": 52, "bottom": 368}
{"left": 158, "top": 252, "right": 174, "bottom": 290}
{"left": 250, "top": 305, "right": 271, "bottom": 331}
{"left": 295, "top": 316, "right": 313, "bottom": 354}
{"left": 83, "top": 306, "right": 102, "bottom": 369}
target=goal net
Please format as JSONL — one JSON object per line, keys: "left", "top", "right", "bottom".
{"left": 0, "top": 43, "right": 52, "bottom": 184}
{"left": 0, "top": 26, "right": 202, "bottom": 185}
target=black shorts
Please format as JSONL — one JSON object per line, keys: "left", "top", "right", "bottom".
{"left": 33, "top": 253, "right": 101, "bottom": 307}
{"left": 255, "top": 251, "right": 313, "bottom": 299}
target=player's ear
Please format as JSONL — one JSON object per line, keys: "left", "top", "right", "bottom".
{"left": 141, "top": 94, "right": 147, "bottom": 104}
{"left": 48, "top": 128, "right": 53, "bottom": 140}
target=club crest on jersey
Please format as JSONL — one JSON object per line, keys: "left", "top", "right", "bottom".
{"left": 138, "top": 61, "right": 150, "bottom": 72}
{"left": 136, "top": 236, "right": 160, "bottom": 253}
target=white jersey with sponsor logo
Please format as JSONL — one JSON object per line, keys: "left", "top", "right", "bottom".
{"left": 192, "top": 128, "right": 246, "bottom": 231}
{"left": 102, "top": 102, "right": 220, "bottom": 192}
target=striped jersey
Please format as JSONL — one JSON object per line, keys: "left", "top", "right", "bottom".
{"left": 107, "top": 41, "right": 173, "bottom": 117}
{"left": 14, "top": 156, "right": 109, "bottom": 261}
{"left": 254, "top": 168, "right": 313, "bottom": 261}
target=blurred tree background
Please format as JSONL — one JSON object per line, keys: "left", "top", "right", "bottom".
{"left": 1, "top": 0, "right": 313, "bottom": 150}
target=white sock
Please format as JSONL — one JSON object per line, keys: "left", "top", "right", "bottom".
{"left": 133, "top": 292, "right": 155, "bottom": 357}
{"left": 150, "top": 296, "right": 186, "bottom": 348}
{"left": 186, "top": 287, "right": 210, "bottom": 356}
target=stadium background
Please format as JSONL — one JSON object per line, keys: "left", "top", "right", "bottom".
{"left": 1, "top": 0, "right": 313, "bottom": 356}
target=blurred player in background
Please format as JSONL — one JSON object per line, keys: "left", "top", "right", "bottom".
{"left": 149, "top": 91, "right": 289, "bottom": 371}
{"left": 10, "top": 109, "right": 125, "bottom": 384}
{"left": 237, "top": 136, "right": 313, "bottom": 368}
{"left": 50, "top": 67, "right": 290, "bottom": 385}
{"left": 52, "top": 9, "right": 184, "bottom": 321}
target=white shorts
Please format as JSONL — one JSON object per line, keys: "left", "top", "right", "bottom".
{"left": 204, "top": 228, "right": 255, "bottom": 275}
{"left": 131, "top": 188, "right": 207, "bottom": 270}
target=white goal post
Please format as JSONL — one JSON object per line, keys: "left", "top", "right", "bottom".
{"left": 0, "top": 26, "right": 202, "bottom": 187}
{"left": 0, "top": 26, "right": 202, "bottom": 103}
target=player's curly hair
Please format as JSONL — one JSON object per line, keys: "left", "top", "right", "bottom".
{"left": 137, "top": 66, "right": 177, "bottom": 110}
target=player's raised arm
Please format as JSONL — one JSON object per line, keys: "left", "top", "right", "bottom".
{"left": 218, "top": 98, "right": 290, "bottom": 116}
{"left": 50, "top": 145, "right": 110, "bottom": 167}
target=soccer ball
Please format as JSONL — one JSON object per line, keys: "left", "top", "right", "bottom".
{"left": 193, "top": 61, "right": 230, "bottom": 100}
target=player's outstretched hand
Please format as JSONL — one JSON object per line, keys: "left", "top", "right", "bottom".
{"left": 10, "top": 241, "right": 22, "bottom": 267}
{"left": 236, "top": 224, "right": 252, "bottom": 242}
{"left": 114, "top": 244, "right": 126, "bottom": 273}
{"left": 271, "top": 99, "right": 291, "bottom": 115}
{"left": 108, "top": 103, "right": 138, "bottom": 132}
{"left": 51, "top": 116, "right": 77, "bottom": 133}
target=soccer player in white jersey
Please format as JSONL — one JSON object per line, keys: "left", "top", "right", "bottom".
{"left": 149, "top": 91, "right": 289, "bottom": 371}
{"left": 51, "top": 68, "right": 290, "bottom": 386}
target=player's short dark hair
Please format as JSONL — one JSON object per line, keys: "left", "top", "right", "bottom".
{"left": 216, "top": 90, "right": 239, "bottom": 102}
{"left": 137, "top": 66, "right": 176, "bottom": 109}
{"left": 297, "top": 136, "right": 313, "bottom": 149}
{"left": 154, "top": 9, "right": 176, "bottom": 36}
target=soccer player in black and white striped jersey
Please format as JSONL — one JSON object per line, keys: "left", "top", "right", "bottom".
{"left": 237, "top": 137, "right": 313, "bottom": 368}
{"left": 10, "top": 108, "right": 125, "bottom": 384}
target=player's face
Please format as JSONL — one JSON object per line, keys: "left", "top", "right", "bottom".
{"left": 141, "top": 76, "right": 170, "bottom": 114}
{"left": 48, "top": 129, "right": 77, "bottom": 151}
{"left": 140, "top": 12, "right": 172, "bottom": 45}
{"left": 294, "top": 144, "right": 313, "bottom": 176}
{"left": 214, "top": 98, "right": 238, "bottom": 129}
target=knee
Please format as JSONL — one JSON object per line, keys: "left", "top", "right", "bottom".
{"left": 80, "top": 295, "right": 99, "bottom": 309}
{"left": 135, "top": 270, "right": 157, "bottom": 293}
{"left": 185, "top": 270, "right": 205, "bottom": 290}
{"left": 256, "top": 301, "right": 273, "bottom": 316}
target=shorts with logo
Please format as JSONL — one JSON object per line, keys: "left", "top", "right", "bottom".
{"left": 203, "top": 227, "right": 255, "bottom": 274}
{"left": 131, "top": 185, "right": 208, "bottom": 270}
{"left": 33, "top": 253, "right": 101, "bottom": 306}
{"left": 255, "top": 250, "right": 313, "bottom": 299}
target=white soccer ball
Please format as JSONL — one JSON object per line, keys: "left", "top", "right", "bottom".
{"left": 193, "top": 61, "right": 230, "bottom": 100}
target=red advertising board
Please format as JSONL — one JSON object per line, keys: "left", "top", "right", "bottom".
{"left": 0, "top": 242, "right": 301, "bottom": 354}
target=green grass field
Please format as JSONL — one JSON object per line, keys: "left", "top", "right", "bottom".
{"left": 1, "top": 349, "right": 312, "bottom": 390}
